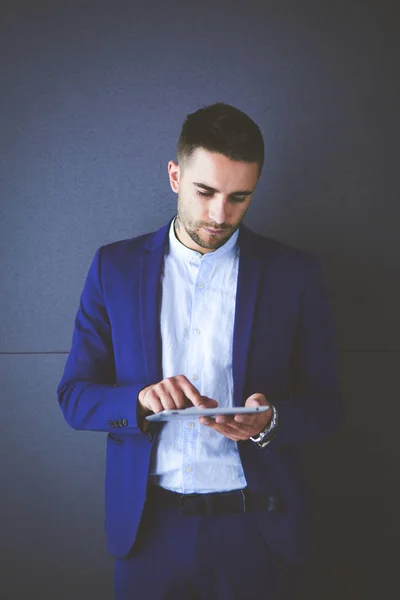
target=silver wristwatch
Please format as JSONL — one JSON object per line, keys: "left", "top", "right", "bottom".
{"left": 250, "top": 404, "right": 279, "bottom": 449}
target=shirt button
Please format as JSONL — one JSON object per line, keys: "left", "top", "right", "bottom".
{"left": 198, "top": 283, "right": 204, "bottom": 289}
{"left": 188, "top": 422, "right": 195, "bottom": 428}
{"left": 192, "top": 374, "right": 198, "bottom": 380}
{"left": 185, "top": 466, "right": 192, "bottom": 473}
{"left": 194, "top": 328, "right": 201, "bottom": 335}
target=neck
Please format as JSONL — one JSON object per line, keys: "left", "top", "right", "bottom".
{"left": 173, "top": 216, "right": 209, "bottom": 255}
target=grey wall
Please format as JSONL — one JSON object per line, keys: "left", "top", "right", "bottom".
{"left": 1, "top": 1, "right": 399, "bottom": 598}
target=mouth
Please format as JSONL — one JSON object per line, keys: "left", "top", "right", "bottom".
{"left": 204, "top": 227, "right": 227, "bottom": 235}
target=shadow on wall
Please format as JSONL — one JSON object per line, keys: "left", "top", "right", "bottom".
{"left": 300, "top": 431, "right": 398, "bottom": 600}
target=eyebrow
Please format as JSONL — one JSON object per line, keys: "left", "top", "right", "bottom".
{"left": 193, "top": 182, "right": 254, "bottom": 196}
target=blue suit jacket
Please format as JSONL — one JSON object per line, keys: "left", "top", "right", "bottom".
{"left": 57, "top": 217, "right": 343, "bottom": 564}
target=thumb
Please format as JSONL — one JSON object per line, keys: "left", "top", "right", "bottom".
{"left": 245, "top": 393, "right": 268, "bottom": 407}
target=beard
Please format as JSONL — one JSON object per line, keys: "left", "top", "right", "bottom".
{"left": 184, "top": 224, "right": 231, "bottom": 250}
{"left": 175, "top": 212, "right": 234, "bottom": 251}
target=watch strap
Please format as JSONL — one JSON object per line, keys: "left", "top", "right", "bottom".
{"left": 250, "top": 404, "right": 279, "bottom": 448}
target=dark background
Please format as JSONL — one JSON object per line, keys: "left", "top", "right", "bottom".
{"left": 1, "top": 0, "right": 399, "bottom": 598}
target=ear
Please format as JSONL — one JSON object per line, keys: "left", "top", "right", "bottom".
{"left": 168, "top": 160, "right": 180, "bottom": 193}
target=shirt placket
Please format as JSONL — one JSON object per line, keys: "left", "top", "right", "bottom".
{"left": 181, "top": 256, "right": 211, "bottom": 492}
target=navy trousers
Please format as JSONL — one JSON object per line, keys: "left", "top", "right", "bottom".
{"left": 114, "top": 487, "right": 301, "bottom": 599}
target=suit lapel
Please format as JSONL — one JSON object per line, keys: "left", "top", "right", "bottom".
{"left": 232, "top": 225, "right": 262, "bottom": 407}
{"left": 138, "top": 219, "right": 173, "bottom": 385}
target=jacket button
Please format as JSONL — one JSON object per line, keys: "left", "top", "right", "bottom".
{"left": 122, "top": 419, "right": 128, "bottom": 427}
{"left": 113, "top": 420, "right": 118, "bottom": 428}
{"left": 118, "top": 419, "right": 123, "bottom": 427}
{"left": 108, "top": 420, "right": 114, "bottom": 427}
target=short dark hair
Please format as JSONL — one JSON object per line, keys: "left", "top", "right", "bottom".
{"left": 177, "top": 102, "right": 264, "bottom": 179}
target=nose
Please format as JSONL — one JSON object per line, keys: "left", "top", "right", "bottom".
{"left": 208, "top": 196, "right": 229, "bottom": 226}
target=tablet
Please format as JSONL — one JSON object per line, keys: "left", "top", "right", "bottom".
{"left": 145, "top": 405, "right": 270, "bottom": 422}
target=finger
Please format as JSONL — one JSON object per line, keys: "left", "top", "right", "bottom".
{"left": 162, "top": 378, "right": 191, "bottom": 409}
{"left": 174, "top": 376, "right": 205, "bottom": 407}
{"left": 151, "top": 382, "right": 179, "bottom": 411}
{"left": 213, "top": 414, "right": 259, "bottom": 433}
{"left": 215, "top": 415, "right": 235, "bottom": 425}
{"left": 202, "top": 415, "right": 248, "bottom": 431}
{"left": 200, "top": 417, "right": 254, "bottom": 438}
{"left": 146, "top": 394, "right": 164, "bottom": 414}
{"left": 226, "top": 421, "right": 256, "bottom": 435}
{"left": 205, "top": 421, "right": 250, "bottom": 442}
{"left": 199, "top": 416, "right": 226, "bottom": 428}
{"left": 233, "top": 414, "right": 248, "bottom": 424}
{"left": 233, "top": 413, "right": 262, "bottom": 425}
{"left": 148, "top": 381, "right": 186, "bottom": 411}
{"left": 214, "top": 412, "right": 261, "bottom": 425}
{"left": 199, "top": 396, "right": 219, "bottom": 408}
{"left": 177, "top": 376, "right": 217, "bottom": 408}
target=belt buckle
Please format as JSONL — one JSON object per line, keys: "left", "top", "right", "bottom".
{"left": 179, "top": 493, "right": 215, "bottom": 516}
{"left": 179, "top": 490, "right": 248, "bottom": 516}
{"left": 179, "top": 493, "right": 203, "bottom": 516}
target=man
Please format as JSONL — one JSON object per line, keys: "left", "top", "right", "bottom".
{"left": 57, "top": 102, "right": 343, "bottom": 599}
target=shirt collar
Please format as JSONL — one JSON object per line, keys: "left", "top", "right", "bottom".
{"left": 168, "top": 216, "right": 239, "bottom": 262}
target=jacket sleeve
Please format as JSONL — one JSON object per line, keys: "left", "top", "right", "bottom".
{"left": 271, "top": 256, "right": 344, "bottom": 446}
{"left": 57, "top": 247, "right": 150, "bottom": 434}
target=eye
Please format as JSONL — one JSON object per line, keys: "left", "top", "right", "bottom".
{"left": 230, "top": 196, "right": 247, "bottom": 203}
{"left": 196, "top": 190, "right": 247, "bottom": 203}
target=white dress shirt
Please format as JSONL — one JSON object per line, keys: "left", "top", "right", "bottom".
{"left": 148, "top": 217, "right": 248, "bottom": 493}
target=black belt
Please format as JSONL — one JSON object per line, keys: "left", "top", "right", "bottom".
{"left": 147, "top": 485, "right": 281, "bottom": 517}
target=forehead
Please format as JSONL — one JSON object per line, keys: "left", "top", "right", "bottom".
{"left": 184, "top": 147, "right": 259, "bottom": 189}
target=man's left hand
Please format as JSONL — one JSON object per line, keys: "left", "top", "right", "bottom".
{"left": 198, "top": 393, "right": 272, "bottom": 442}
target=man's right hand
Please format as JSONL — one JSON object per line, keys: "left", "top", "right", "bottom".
{"left": 137, "top": 374, "right": 218, "bottom": 417}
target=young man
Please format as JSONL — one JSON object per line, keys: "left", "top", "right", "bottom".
{"left": 57, "top": 102, "right": 343, "bottom": 599}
